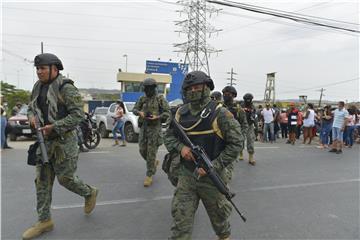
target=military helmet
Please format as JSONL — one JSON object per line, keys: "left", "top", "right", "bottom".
{"left": 34, "top": 53, "right": 64, "bottom": 70}
{"left": 143, "top": 78, "right": 157, "bottom": 87}
{"left": 182, "top": 71, "right": 214, "bottom": 91}
{"left": 222, "top": 85, "right": 237, "bottom": 97}
{"left": 243, "top": 93, "right": 254, "bottom": 100}
{"left": 210, "top": 91, "right": 222, "bottom": 100}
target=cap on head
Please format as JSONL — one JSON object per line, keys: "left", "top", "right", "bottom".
{"left": 182, "top": 71, "right": 214, "bottom": 91}
{"left": 222, "top": 86, "right": 237, "bottom": 97}
{"left": 34, "top": 53, "right": 64, "bottom": 70}
{"left": 289, "top": 102, "right": 295, "bottom": 107}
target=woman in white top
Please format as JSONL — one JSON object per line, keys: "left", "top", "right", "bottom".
{"left": 303, "top": 103, "right": 316, "bottom": 144}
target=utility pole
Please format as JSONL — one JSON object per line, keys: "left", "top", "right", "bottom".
{"left": 264, "top": 72, "right": 276, "bottom": 104}
{"left": 174, "top": 0, "right": 222, "bottom": 75}
{"left": 317, "top": 88, "right": 325, "bottom": 107}
{"left": 226, "top": 68, "right": 237, "bottom": 86}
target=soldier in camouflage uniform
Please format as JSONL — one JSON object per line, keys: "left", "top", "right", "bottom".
{"left": 133, "top": 78, "right": 170, "bottom": 187}
{"left": 164, "top": 71, "right": 244, "bottom": 240}
{"left": 22, "top": 53, "right": 98, "bottom": 240}
{"left": 210, "top": 91, "right": 223, "bottom": 104}
{"left": 221, "top": 86, "right": 249, "bottom": 163}
{"left": 241, "top": 93, "right": 257, "bottom": 165}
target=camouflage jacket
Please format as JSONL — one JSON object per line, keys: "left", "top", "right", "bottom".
{"left": 223, "top": 101, "right": 249, "bottom": 134}
{"left": 28, "top": 74, "right": 84, "bottom": 137}
{"left": 133, "top": 94, "right": 170, "bottom": 128}
{"left": 164, "top": 98, "right": 244, "bottom": 172}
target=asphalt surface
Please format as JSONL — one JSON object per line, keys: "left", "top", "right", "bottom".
{"left": 1, "top": 137, "right": 359, "bottom": 240}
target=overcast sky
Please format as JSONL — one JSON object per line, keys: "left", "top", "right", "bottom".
{"left": 1, "top": 0, "right": 359, "bottom": 102}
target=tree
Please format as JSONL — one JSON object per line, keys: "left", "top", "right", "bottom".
{"left": 1, "top": 81, "right": 31, "bottom": 116}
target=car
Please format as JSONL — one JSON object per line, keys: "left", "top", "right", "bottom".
{"left": 96, "top": 102, "right": 140, "bottom": 143}
{"left": 91, "top": 107, "right": 108, "bottom": 122}
{"left": 7, "top": 105, "right": 35, "bottom": 141}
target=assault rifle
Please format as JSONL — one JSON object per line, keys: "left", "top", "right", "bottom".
{"left": 34, "top": 113, "right": 49, "bottom": 165}
{"left": 171, "top": 119, "right": 247, "bottom": 222}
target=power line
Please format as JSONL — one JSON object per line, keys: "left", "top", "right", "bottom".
{"left": 207, "top": 0, "right": 360, "bottom": 34}
{"left": 278, "top": 77, "right": 359, "bottom": 94}
{"left": 223, "top": 1, "right": 359, "bottom": 26}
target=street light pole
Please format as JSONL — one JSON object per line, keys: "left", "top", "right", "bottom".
{"left": 123, "top": 54, "right": 128, "bottom": 72}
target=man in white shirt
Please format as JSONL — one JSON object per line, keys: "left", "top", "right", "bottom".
{"left": 329, "top": 101, "right": 349, "bottom": 154}
{"left": 261, "top": 103, "right": 275, "bottom": 143}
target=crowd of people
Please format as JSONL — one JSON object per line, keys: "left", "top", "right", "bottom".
{"left": 255, "top": 101, "right": 360, "bottom": 153}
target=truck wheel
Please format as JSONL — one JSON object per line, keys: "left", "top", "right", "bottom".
{"left": 9, "top": 133, "right": 17, "bottom": 141}
{"left": 99, "top": 123, "right": 109, "bottom": 138}
{"left": 124, "top": 123, "right": 138, "bottom": 143}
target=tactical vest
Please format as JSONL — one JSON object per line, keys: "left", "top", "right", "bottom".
{"left": 242, "top": 103, "right": 256, "bottom": 125}
{"left": 29, "top": 74, "right": 74, "bottom": 126}
{"left": 175, "top": 101, "right": 226, "bottom": 172}
{"left": 137, "top": 95, "right": 165, "bottom": 127}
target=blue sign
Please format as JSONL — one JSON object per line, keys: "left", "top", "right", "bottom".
{"left": 146, "top": 60, "right": 188, "bottom": 101}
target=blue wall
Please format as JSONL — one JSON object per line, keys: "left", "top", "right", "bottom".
{"left": 145, "top": 60, "right": 188, "bottom": 101}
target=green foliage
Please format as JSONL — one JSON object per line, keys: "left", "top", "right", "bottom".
{"left": 93, "top": 93, "right": 119, "bottom": 101}
{"left": 1, "top": 81, "right": 31, "bottom": 116}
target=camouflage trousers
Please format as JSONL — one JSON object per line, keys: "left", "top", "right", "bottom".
{"left": 170, "top": 167, "right": 232, "bottom": 240}
{"left": 35, "top": 136, "right": 92, "bottom": 221}
{"left": 139, "top": 125, "right": 163, "bottom": 177}
{"left": 244, "top": 124, "right": 255, "bottom": 154}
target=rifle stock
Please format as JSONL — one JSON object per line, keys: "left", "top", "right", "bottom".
{"left": 171, "top": 119, "right": 246, "bottom": 222}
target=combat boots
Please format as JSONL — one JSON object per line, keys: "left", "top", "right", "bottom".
{"left": 144, "top": 176, "right": 153, "bottom": 187}
{"left": 22, "top": 219, "right": 54, "bottom": 240}
{"left": 84, "top": 187, "right": 98, "bottom": 214}
{"left": 239, "top": 151, "right": 244, "bottom": 160}
{"left": 249, "top": 153, "right": 256, "bottom": 166}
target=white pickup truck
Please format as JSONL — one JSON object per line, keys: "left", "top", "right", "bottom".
{"left": 95, "top": 102, "right": 140, "bottom": 143}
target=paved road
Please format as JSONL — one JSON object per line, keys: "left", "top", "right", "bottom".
{"left": 1, "top": 137, "right": 359, "bottom": 239}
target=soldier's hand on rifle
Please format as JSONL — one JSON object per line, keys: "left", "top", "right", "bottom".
{"left": 147, "top": 115, "right": 159, "bottom": 120}
{"left": 181, "top": 146, "right": 195, "bottom": 161}
{"left": 29, "top": 116, "right": 36, "bottom": 128}
{"left": 40, "top": 124, "right": 54, "bottom": 136}
{"left": 197, "top": 168, "right": 207, "bottom": 177}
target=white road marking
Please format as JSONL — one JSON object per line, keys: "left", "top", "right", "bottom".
{"left": 51, "top": 179, "right": 359, "bottom": 210}
{"left": 52, "top": 195, "right": 173, "bottom": 210}
{"left": 246, "top": 179, "right": 360, "bottom": 192}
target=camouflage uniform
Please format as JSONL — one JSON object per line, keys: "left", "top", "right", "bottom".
{"left": 222, "top": 101, "right": 248, "bottom": 170}
{"left": 241, "top": 103, "right": 257, "bottom": 154}
{"left": 133, "top": 95, "right": 170, "bottom": 177}
{"left": 28, "top": 74, "right": 93, "bottom": 222}
{"left": 165, "top": 98, "right": 244, "bottom": 239}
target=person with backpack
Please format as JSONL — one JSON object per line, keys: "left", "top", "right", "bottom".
{"left": 133, "top": 78, "right": 170, "bottom": 187}
{"left": 23, "top": 53, "right": 98, "bottom": 240}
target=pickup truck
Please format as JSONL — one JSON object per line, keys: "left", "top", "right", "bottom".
{"left": 96, "top": 102, "right": 139, "bottom": 143}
